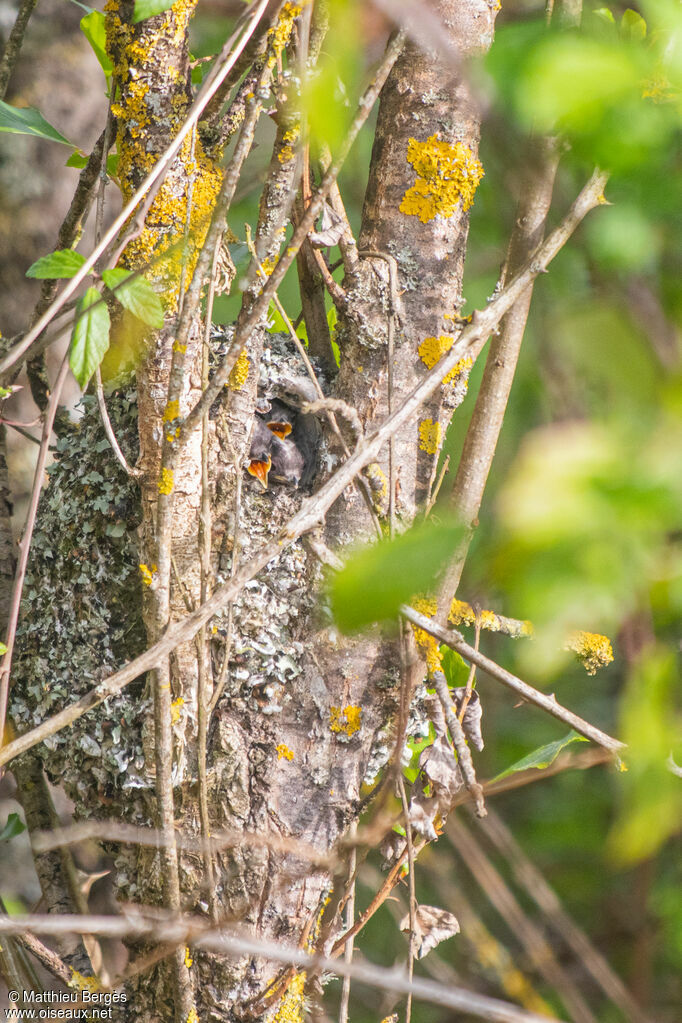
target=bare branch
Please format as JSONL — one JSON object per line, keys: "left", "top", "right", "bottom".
{"left": 0, "top": 915, "right": 566, "bottom": 1023}
{"left": 400, "top": 606, "right": 625, "bottom": 754}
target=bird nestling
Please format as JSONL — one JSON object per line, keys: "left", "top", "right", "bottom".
{"left": 247, "top": 389, "right": 319, "bottom": 490}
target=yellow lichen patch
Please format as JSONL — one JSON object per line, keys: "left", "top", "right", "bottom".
{"left": 330, "top": 705, "right": 362, "bottom": 737}
{"left": 170, "top": 697, "right": 184, "bottom": 724}
{"left": 260, "top": 255, "right": 278, "bottom": 277}
{"left": 418, "top": 335, "right": 473, "bottom": 386}
{"left": 564, "top": 631, "right": 614, "bottom": 676}
{"left": 105, "top": 1, "right": 222, "bottom": 309}
{"left": 278, "top": 125, "right": 300, "bottom": 163}
{"left": 158, "top": 467, "right": 174, "bottom": 495}
{"left": 272, "top": 971, "right": 306, "bottom": 1023}
{"left": 173, "top": 340, "right": 187, "bottom": 354}
{"left": 69, "top": 970, "right": 100, "bottom": 993}
{"left": 228, "top": 349, "right": 250, "bottom": 390}
{"left": 186, "top": 1008, "right": 199, "bottom": 1023}
{"left": 184, "top": 947, "right": 193, "bottom": 968}
{"left": 410, "top": 595, "right": 441, "bottom": 674}
{"left": 166, "top": 426, "right": 181, "bottom": 444}
{"left": 269, "top": 2, "right": 303, "bottom": 57}
{"left": 400, "top": 134, "right": 484, "bottom": 223}
{"left": 139, "top": 563, "right": 157, "bottom": 586}
{"left": 163, "top": 399, "right": 180, "bottom": 423}
{"left": 419, "top": 418, "right": 442, "bottom": 455}
{"left": 449, "top": 598, "right": 533, "bottom": 639}
{"left": 276, "top": 743, "right": 294, "bottom": 761}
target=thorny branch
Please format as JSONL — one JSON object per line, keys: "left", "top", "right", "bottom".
{"left": 0, "top": 167, "right": 610, "bottom": 771}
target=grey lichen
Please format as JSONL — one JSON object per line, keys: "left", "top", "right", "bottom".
{"left": 10, "top": 390, "right": 148, "bottom": 808}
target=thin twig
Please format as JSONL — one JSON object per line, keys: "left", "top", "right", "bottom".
{"left": 397, "top": 775, "right": 416, "bottom": 1023}
{"left": 0, "top": 0, "right": 38, "bottom": 100}
{"left": 95, "top": 368, "right": 142, "bottom": 478}
{"left": 197, "top": 237, "right": 221, "bottom": 918}
{"left": 31, "top": 820, "right": 333, "bottom": 867}
{"left": 400, "top": 607, "right": 625, "bottom": 754}
{"left": 449, "top": 817, "right": 597, "bottom": 1023}
{"left": 0, "top": 915, "right": 565, "bottom": 1023}
{"left": 458, "top": 614, "right": 480, "bottom": 724}
{"left": 358, "top": 250, "right": 399, "bottom": 537}
{"left": 338, "top": 835, "right": 356, "bottom": 1023}
{"left": 436, "top": 134, "right": 560, "bottom": 618}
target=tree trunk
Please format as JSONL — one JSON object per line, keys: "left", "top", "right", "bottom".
{"left": 9, "top": 2, "right": 497, "bottom": 1019}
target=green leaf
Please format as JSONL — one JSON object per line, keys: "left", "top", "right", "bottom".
{"left": 0, "top": 641, "right": 7, "bottom": 654}
{"left": 403, "top": 724, "right": 436, "bottom": 784}
{"left": 132, "top": 0, "right": 174, "bottom": 23}
{"left": 492, "top": 731, "right": 588, "bottom": 783}
{"left": 67, "top": 151, "right": 118, "bottom": 176}
{"left": 80, "top": 12, "right": 113, "bottom": 77}
{"left": 102, "top": 268, "right": 164, "bottom": 328}
{"left": 266, "top": 302, "right": 307, "bottom": 342}
{"left": 26, "top": 249, "right": 87, "bottom": 280}
{"left": 621, "top": 9, "right": 647, "bottom": 40}
{"left": 330, "top": 518, "right": 464, "bottom": 633}
{"left": 0, "top": 813, "right": 26, "bottom": 842}
{"left": 593, "top": 7, "right": 616, "bottom": 24}
{"left": 66, "top": 149, "right": 88, "bottom": 168}
{"left": 440, "top": 646, "right": 470, "bottom": 688}
{"left": 0, "top": 101, "right": 71, "bottom": 145}
{"left": 69, "top": 287, "right": 111, "bottom": 388}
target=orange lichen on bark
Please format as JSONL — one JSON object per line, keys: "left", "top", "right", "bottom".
{"left": 410, "top": 596, "right": 442, "bottom": 674}
{"left": 419, "top": 418, "right": 443, "bottom": 454}
{"left": 400, "top": 134, "right": 484, "bottom": 223}
{"left": 228, "top": 349, "right": 250, "bottom": 390}
{"left": 418, "top": 335, "right": 473, "bottom": 385}
{"left": 564, "top": 631, "right": 614, "bottom": 675}
{"left": 330, "top": 705, "right": 362, "bottom": 737}
{"left": 276, "top": 743, "right": 294, "bottom": 761}
{"left": 105, "top": 0, "right": 222, "bottom": 307}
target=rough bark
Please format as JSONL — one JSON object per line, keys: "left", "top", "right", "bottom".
{"left": 8, "top": 2, "right": 497, "bottom": 1020}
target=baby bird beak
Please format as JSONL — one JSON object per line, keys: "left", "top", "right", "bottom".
{"left": 246, "top": 453, "right": 272, "bottom": 489}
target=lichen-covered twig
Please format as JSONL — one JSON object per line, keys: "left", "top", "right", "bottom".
{"left": 0, "top": 0, "right": 272, "bottom": 378}
{"left": 401, "top": 606, "right": 624, "bottom": 754}
{"left": 0, "top": 0, "right": 38, "bottom": 100}
{"left": 432, "top": 670, "right": 486, "bottom": 817}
